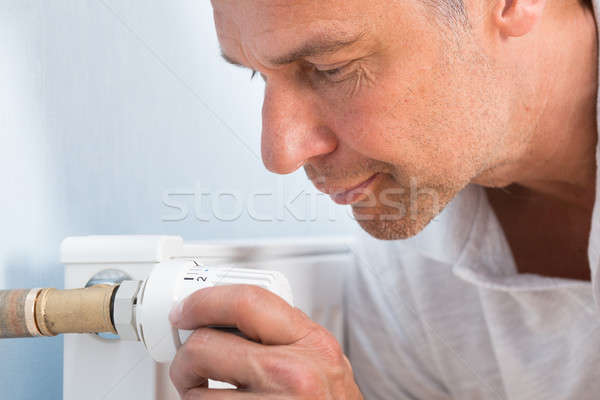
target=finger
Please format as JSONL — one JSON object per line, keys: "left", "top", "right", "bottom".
{"left": 169, "top": 327, "right": 263, "bottom": 394}
{"left": 170, "top": 285, "right": 312, "bottom": 345}
{"left": 184, "top": 388, "right": 267, "bottom": 400}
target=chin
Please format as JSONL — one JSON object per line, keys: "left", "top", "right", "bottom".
{"left": 353, "top": 210, "right": 436, "bottom": 240}
{"left": 350, "top": 186, "right": 452, "bottom": 240}
{"left": 348, "top": 171, "right": 464, "bottom": 240}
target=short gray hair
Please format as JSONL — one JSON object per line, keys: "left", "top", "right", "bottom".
{"left": 434, "top": 0, "right": 593, "bottom": 26}
{"left": 422, "top": 0, "right": 469, "bottom": 27}
{"left": 442, "top": 0, "right": 468, "bottom": 19}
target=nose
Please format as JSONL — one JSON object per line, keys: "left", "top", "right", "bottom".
{"left": 261, "top": 80, "right": 337, "bottom": 174}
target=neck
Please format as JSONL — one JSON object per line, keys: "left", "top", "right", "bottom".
{"left": 480, "top": 1, "right": 598, "bottom": 209}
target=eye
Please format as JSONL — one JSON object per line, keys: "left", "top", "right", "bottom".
{"left": 322, "top": 67, "right": 342, "bottom": 76}
{"left": 316, "top": 66, "right": 345, "bottom": 79}
{"left": 313, "top": 62, "right": 355, "bottom": 83}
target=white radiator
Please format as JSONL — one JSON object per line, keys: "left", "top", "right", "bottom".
{"left": 62, "top": 235, "right": 354, "bottom": 400}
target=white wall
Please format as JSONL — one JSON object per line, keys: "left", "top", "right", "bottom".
{"left": 0, "top": 1, "right": 355, "bottom": 398}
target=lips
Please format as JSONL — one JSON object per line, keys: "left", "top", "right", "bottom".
{"left": 313, "top": 173, "right": 380, "bottom": 205}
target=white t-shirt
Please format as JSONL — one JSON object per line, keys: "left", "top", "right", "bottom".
{"left": 345, "top": 3, "right": 600, "bottom": 399}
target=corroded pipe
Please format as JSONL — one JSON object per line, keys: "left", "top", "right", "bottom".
{"left": 0, "top": 289, "right": 39, "bottom": 338}
{"left": 0, "top": 285, "right": 118, "bottom": 338}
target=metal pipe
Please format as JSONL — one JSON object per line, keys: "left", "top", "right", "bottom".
{"left": 0, "top": 285, "right": 118, "bottom": 338}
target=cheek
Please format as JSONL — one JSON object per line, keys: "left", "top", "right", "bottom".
{"left": 325, "top": 55, "right": 491, "bottom": 184}
{"left": 326, "top": 85, "right": 467, "bottom": 180}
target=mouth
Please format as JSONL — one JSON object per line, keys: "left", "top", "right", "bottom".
{"left": 314, "top": 173, "right": 381, "bottom": 205}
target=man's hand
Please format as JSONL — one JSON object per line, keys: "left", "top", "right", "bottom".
{"left": 168, "top": 284, "right": 363, "bottom": 399}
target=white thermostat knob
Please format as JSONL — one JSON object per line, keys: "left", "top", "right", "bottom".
{"left": 133, "top": 259, "right": 293, "bottom": 363}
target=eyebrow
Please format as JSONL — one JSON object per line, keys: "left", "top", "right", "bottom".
{"left": 221, "top": 31, "right": 367, "bottom": 68}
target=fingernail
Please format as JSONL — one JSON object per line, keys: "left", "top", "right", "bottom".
{"left": 169, "top": 299, "right": 184, "bottom": 326}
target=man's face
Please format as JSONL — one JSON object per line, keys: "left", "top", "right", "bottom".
{"left": 211, "top": 0, "right": 518, "bottom": 239}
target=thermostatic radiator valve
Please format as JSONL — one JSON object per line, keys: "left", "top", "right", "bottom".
{"left": 0, "top": 260, "right": 293, "bottom": 363}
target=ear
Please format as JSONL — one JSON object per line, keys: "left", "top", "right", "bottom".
{"left": 493, "top": 0, "right": 547, "bottom": 37}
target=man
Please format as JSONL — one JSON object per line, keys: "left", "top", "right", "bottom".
{"left": 168, "top": 0, "right": 600, "bottom": 398}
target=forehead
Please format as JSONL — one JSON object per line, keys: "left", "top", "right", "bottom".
{"left": 211, "top": 0, "right": 388, "bottom": 62}
{"left": 211, "top": 0, "right": 371, "bottom": 34}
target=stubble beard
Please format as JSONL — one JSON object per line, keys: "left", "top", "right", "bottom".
{"left": 351, "top": 173, "right": 465, "bottom": 240}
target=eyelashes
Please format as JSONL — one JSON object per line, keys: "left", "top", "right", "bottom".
{"left": 248, "top": 62, "right": 368, "bottom": 96}
{"left": 249, "top": 65, "right": 350, "bottom": 82}
{"left": 313, "top": 64, "right": 358, "bottom": 86}
{"left": 317, "top": 68, "right": 345, "bottom": 81}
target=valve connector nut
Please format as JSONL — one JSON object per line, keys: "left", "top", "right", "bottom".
{"left": 113, "top": 280, "right": 142, "bottom": 341}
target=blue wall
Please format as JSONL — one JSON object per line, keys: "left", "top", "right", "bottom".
{"left": 0, "top": 1, "right": 354, "bottom": 398}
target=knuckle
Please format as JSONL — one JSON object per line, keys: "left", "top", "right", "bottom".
{"left": 291, "top": 307, "right": 313, "bottom": 329}
{"left": 261, "top": 354, "right": 322, "bottom": 395}
{"left": 256, "top": 352, "right": 284, "bottom": 379}
{"left": 288, "top": 368, "right": 322, "bottom": 396}
{"left": 308, "top": 327, "right": 349, "bottom": 384}
{"left": 313, "top": 327, "right": 344, "bottom": 363}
